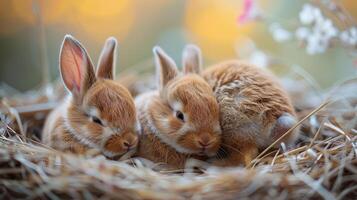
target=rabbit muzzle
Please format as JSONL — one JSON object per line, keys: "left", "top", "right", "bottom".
{"left": 101, "top": 131, "right": 138, "bottom": 158}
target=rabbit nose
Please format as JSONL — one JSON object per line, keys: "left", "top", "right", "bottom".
{"left": 123, "top": 141, "right": 130, "bottom": 148}
{"left": 123, "top": 141, "right": 133, "bottom": 149}
{"left": 123, "top": 134, "right": 138, "bottom": 150}
{"left": 198, "top": 135, "right": 212, "bottom": 148}
{"left": 198, "top": 140, "right": 212, "bottom": 148}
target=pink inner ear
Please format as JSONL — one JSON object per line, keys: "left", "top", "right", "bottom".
{"left": 69, "top": 46, "right": 83, "bottom": 91}
{"left": 60, "top": 38, "right": 85, "bottom": 92}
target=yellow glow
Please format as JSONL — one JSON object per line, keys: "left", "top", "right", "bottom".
{"left": 76, "top": 0, "right": 130, "bottom": 18}
{"left": 1, "top": 0, "right": 135, "bottom": 42}
{"left": 11, "top": 0, "right": 70, "bottom": 24}
{"left": 67, "top": 0, "right": 135, "bottom": 41}
{"left": 185, "top": 0, "right": 255, "bottom": 60}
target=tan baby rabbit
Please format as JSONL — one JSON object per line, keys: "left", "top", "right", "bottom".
{"left": 135, "top": 46, "right": 222, "bottom": 169}
{"left": 42, "top": 35, "right": 138, "bottom": 159}
{"left": 182, "top": 45, "right": 298, "bottom": 167}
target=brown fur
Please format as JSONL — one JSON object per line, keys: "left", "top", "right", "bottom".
{"left": 42, "top": 103, "right": 90, "bottom": 155}
{"left": 135, "top": 46, "right": 221, "bottom": 169}
{"left": 42, "top": 35, "right": 137, "bottom": 158}
{"left": 203, "top": 60, "right": 298, "bottom": 166}
{"left": 136, "top": 99, "right": 195, "bottom": 168}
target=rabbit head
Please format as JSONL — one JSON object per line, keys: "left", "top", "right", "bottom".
{"left": 147, "top": 45, "right": 221, "bottom": 157}
{"left": 60, "top": 35, "right": 138, "bottom": 158}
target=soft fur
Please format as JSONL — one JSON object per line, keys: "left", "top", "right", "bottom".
{"left": 42, "top": 35, "right": 138, "bottom": 159}
{"left": 181, "top": 45, "right": 298, "bottom": 167}
{"left": 135, "top": 46, "right": 221, "bottom": 169}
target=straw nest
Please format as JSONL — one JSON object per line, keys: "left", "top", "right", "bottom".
{"left": 0, "top": 73, "right": 356, "bottom": 200}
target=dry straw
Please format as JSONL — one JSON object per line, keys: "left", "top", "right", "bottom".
{"left": 0, "top": 76, "right": 356, "bottom": 199}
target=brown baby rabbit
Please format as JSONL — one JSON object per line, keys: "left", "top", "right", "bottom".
{"left": 182, "top": 45, "right": 298, "bottom": 167}
{"left": 135, "top": 46, "right": 222, "bottom": 169}
{"left": 42, "top": 35, "right": 138, "bottom": 159}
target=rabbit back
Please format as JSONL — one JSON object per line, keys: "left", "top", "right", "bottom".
{"left": 203, "top": 60, "right": 297, "bottom": 148}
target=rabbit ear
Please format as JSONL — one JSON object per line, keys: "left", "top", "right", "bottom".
{"left": 153, "top": 46, "right": 178, "bottom": 89}
{"left": 182, "top": 44, "right": 202, "bottom": 74}
{"left": 97, "top": 37, "right": 117, "bottom": 79}
{"left": 59, "top": 35, "right": 96, "bottom": 100}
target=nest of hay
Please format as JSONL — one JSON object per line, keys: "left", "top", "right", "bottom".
{"left": 0, "top": 74, "right": 356, "bottom": 200}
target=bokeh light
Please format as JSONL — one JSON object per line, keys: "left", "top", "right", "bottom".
{"left": 0, "top": 0, "right": 356, "bottom": 91}
{"left": 4, "top": 0, "right": 135, "bottom": 41}
{"left": 185, "top": 0, "right": 255, "bottom": 60}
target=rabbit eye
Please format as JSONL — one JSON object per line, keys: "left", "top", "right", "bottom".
{"left": 175, "top": 111, "right": 185, "bottom": 122}
{"left": 91, "top": 116, "right": 103, "bottom": 126}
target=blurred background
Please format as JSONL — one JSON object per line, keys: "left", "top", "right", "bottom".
{"left": 0, "top": 0, "right": 356, "bottom": 92}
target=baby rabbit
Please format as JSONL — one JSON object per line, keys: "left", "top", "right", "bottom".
{"left": 135, "top": 46, "right": 222, "bottom": 169}
{"left": 182, "top": 45, "right": 298, "bottom": 167}
{"left": 42, "top": 35, "right": 138, "bottom": 159}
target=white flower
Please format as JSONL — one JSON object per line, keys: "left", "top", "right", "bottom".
{"left": 249, "top": 50, "right": 269, "bottom": 68}
{"left": 299, "top": 4, "right": 315, "bottom": 25}
{"left": 296, "top": 27, "right": 311, "bottom": 40}
{"left": 296, "top": 4, "right": 339, "bottom": 55}
{"left": 318, "top": 19, "right": 338, "bottom": 39}
{"left": 312, "top": 7, "right": 323, "bottom": 24}
{"left": 340, "top": 30, "right": 349, "bottom": 42}
{"left": 269, "top": 23, "right": 292, "bottom": 42}
{"left": 339, "top": 27, "right": 357, "bottom": 46}
{"left": 306, "top": 33, "right": 328, "bottom": 55}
